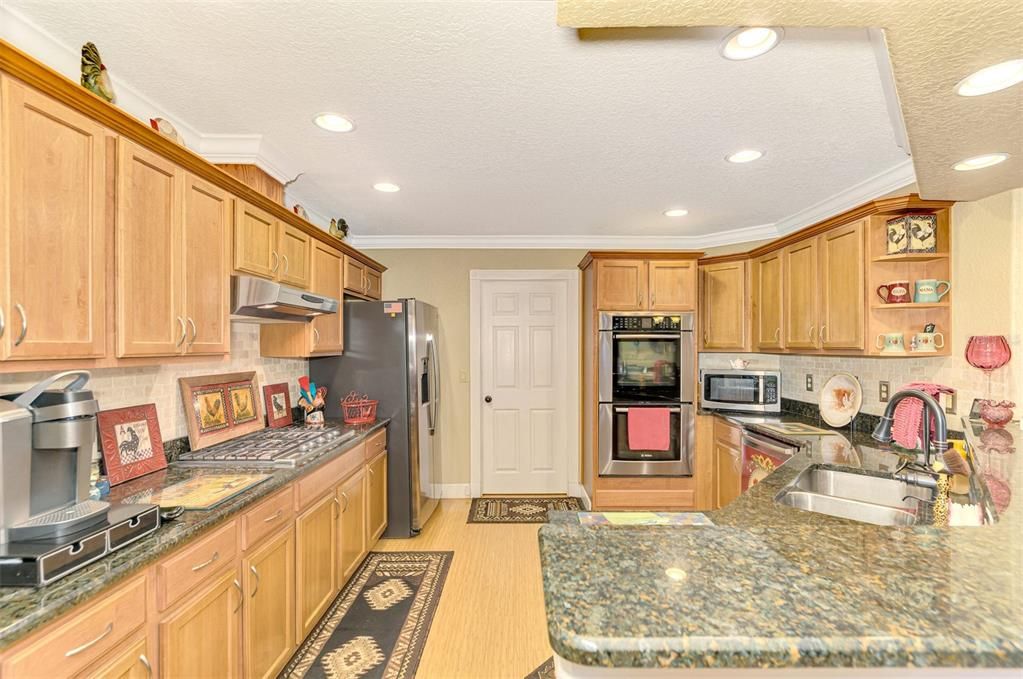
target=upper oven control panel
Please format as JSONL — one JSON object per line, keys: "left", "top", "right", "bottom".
{"left": 611, "top": 315, "right": 681, "bottom": 330}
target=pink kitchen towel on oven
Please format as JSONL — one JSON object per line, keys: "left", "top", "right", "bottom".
{"left": 627, "top": 408, "right": 671, "bottom": 451}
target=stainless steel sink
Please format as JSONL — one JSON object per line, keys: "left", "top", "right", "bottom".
{"left": 774, "top": 466, "right": 931, "bottom": 526}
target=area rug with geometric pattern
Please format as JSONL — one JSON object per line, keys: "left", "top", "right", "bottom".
{"left": 467, "top": 496, "right": 583, "bottom": 523}
{"left": 281, "top": 551, "right": 453, "bottom": 679}
{"left": 524, "top": 656, "right": 556, "bottom": 679}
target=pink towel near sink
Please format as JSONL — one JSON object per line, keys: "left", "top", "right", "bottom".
{"left": 891, "top": 382, "right": 956, "bottom": 449}
{"left": 627, "top": 408, "right": 671, "bottom": 451}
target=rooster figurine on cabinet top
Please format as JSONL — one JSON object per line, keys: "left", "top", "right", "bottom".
{"left": 81, "top": 42, "right": 115, "bottom": 102}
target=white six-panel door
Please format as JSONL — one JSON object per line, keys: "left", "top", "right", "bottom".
{"left": 479, "top": 277, "right": 570, "bottom": 494}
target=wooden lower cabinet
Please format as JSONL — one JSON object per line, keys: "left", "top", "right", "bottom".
{"left": 338, "top": 468, "right": 368, "bottom": 583}
{"left": 158, "top": 568, "right": 242, "bottom": 679}
{"left": 367, "top": 452, "right": 388, "bottom": 542}
{"left": 78, "top": 633, "right": 152, "bottom": 679}
{"left": 296, "top": 491, "right": 340, "bottom": 639}
{"left": 715, "top": 440, "right": 743, "bottom": 509}
{"left": 243, "top": 525, "right": 295, "bottom": 679}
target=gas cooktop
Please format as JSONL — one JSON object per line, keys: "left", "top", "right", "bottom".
{"left": 176, "top": 424, "right": 356, "bottom": 468}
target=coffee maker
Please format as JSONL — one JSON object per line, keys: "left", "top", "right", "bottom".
{"left": 0, "top": 371, "right": 159, "bottom": 586}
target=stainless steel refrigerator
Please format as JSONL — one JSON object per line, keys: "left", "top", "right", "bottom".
{"left": 310, "top": 299, "right": 440, "bottom": 537}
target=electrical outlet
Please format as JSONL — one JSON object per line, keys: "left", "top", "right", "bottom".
{"left": 805, "top": 374, "right": 813, "bottom": 392}
{"left": 879, "top": 381, "right": 890, "bottom": 402}
{"left": 945, "top": 391, "right": 957, "bottom": 415}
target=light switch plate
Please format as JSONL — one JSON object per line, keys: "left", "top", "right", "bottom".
{"left": 879, "top": 381, "right": 890, "bottom": 402}
{"left": 945, "top": 391, "right": 957, "bottom": 415}
{"left": 805, "top": 374, "right": 813, "bottom": 392}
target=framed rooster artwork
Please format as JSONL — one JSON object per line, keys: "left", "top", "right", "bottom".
{"left": 97, "top": 404, "right": 168, "bottom": 485}
{"left": 179, "top": 371, "right": 265, "bottom": 450}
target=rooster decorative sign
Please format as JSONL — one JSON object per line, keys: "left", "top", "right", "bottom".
{"left": 179, "top": 372, "right": 265, "bottom": 450}
{"left": 97, "top": 404, "right": 167, "bottom": 486}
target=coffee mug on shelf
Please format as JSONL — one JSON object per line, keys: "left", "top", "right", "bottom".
{"left": 913, "top": 279, "right": 951, "bottom": 303}
{"left": 911, "top": 332, "right": 945, "bottom": 353}
{"left": 875, "top": 332, "right": 906, "bottom": 354}
{"left": 876, "top": 281, "right": 911, "bottom": 304}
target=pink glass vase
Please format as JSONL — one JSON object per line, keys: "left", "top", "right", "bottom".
{"left": 979, "top": 400, "right": 1015, "bottom": 427}
{"left": 965, "top": 335, "right": 1012, "bottom": 399}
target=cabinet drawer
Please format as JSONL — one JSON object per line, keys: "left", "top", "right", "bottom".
{"left": 714, "top": 419, "right": 741, "bottom": 447}
{"left": 365, "top": 429, "right": 387, "bottom": 461}
{"left": 156, "top": 520, "right": 237, "bottom": 611}
{"left": 3, "top": 575, "right": 147, "bottom": 678}
{"left": 296, "top": 443, "right": 365, "bottom": 509}
{"left": 241, "top": 487, "right": 295, "bottom": 550}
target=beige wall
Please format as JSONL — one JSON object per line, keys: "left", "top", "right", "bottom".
{"left": 371, "top": 250, "right": 586, "bottom": 488}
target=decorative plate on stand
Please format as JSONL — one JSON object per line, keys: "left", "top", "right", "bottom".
{"left": 819, "top": 372, "right": 863, "bottom": 427}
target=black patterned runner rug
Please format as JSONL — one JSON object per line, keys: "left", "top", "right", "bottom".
{"left": 281, "top": 551, "right": 452, "bottom": 679}
{"left": 467, "top": 496, "right": 583, "bottom": 523}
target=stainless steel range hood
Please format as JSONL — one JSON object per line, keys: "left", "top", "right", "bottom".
{"left": 230, "top": 275, "right": 339, "bottom": 323}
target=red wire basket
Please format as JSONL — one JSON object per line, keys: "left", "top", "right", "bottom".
{"left": 341, "top": 392, "right": 378, "bottom": 425}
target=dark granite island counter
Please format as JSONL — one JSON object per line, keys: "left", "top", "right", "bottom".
{"left": 539, "top": 418, "right": 1023, "bottom": 677}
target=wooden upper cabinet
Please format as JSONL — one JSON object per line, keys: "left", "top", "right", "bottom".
{"left": 344, "top": 256, "right": 368, "bottom": 296}
{"left": 182, "top": 175, "right": 231, "bottom": 355}
{"left": 701, "top": 261, "right": 748, "bottom": 351}
{"left": 277, "top": 223, "right": 311, "bottom": 289}
{"left": 783, "top": 239, "right": 819, "bottom": 350}
{"left": 116, "top": 139, "right": 183, "bottom": 358}
{"left": 310, "top": 242, "right": 344, "bottom": 354}
{"left": 365, "top": 268, "right": 383, "bottom": 300}
{"left": 1, "top": 76, "right": 107, "bottom": 360}
{"left": 649, "top": 260, "right": 696, "bottom": 311}
{"left": 819, "top": 220, "right": 866, "bottom": 350}
{"left": 595, "top": 260, "right": 646, "bottom": 310}
{"left": 752, "top": 251, "right": 784, "bottom": 351}
{"left": 234, "top": 201, "right": 277, "bottom": 280}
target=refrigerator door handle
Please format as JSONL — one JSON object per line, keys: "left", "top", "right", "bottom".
{"left": 427, "top": 336, "right": 440, "bottom": 435}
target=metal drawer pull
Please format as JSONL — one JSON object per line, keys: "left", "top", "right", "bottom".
{"left": 14, "top": 303, "right": 27, "bottom": 346}
{"left": 233, "top": 579, "right": 243, "bottom": 613}
{"left": 175, "top": 317, "right": 187, "bottom": 347}
{"left": 187, "top": 317, "right": 197, "bottom": 346}
{"left": 263, "top": 509, "right": 283, "bottom": 523}
{"left": 250, "top": 565, "right": 260, "bottom": 598}
{"left": 65, "top": 622, "right": 113, "bottom": 657}
{"left": 270, "top": 251, "right": 280, "bottom": 273}
{"left": 139, "top": 653, "right": 153, "bottom": 678}
{"left": 341, "top": 492, "right": 350, "bottom": 512}
{"left": 190, "top": 550, "right": 220, "bottom": 572}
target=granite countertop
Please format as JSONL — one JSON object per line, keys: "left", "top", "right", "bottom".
{"left": 0, "top": 418, "right": 389, "bottom": 650}
{"left": 540, "top": 412, "right": 1023, "bottom": 670}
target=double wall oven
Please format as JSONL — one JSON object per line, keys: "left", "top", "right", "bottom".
{"left": 598, "top": 312, "right": 695, "bottom": 476}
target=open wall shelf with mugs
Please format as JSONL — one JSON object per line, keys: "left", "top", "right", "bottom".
{"left": 866, "top": 209, "right": 952, "bottom": 357}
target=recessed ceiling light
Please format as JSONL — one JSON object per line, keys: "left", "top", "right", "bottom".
{"left": 952, "top": 153, "right": 1010, "bottom": 171}
{"left": 720, "top": 27, "right": 783, "bottom": 61}
{"left": 313, "top": 112, "right": 354, "bottom": 132}
{"left": 664, "top": 208, "right": 689, "bottom": 217}
{"left": 373, "top": 182, "right": 401, "bottom": 193}
{"left": 955, "top": 59, "right": 1023, "bottom": 97}
{"left": 726, "top": 149, "right": 764, "bottom": 163}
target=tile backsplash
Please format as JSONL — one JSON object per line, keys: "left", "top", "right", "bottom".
{"left": 0, "top": 325, "right": 308, "bottom": 444}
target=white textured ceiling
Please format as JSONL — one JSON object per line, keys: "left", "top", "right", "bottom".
{"left": 5, "top": 0, "right": 912, "bottom": 244}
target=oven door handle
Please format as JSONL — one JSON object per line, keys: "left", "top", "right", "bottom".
{"left": 611, "top": 333, "right": 681, "bottom": 340}
{"left": 614, "top": 407, "right": 681, "bottom": 414}
{"left": 740, "top": 431, "right": 798, "bottom": 458}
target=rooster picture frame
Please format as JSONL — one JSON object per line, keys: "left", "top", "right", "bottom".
{"left": 179, "top": 371, "right": 265, "bottom": 450}
{"left": 97, "top": 404, "right": 168, "bottom": 486}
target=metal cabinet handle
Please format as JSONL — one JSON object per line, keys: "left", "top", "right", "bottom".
{"left": 637, "top": 292, "right": 642, "bottom": 307}
{"left": 0, "top": 306, "right": 5, "bottom": 339}
{"left": 187, "top": 317, "right": 197, "bottom": 346}
{"left": 341, "top": 491, "right": 350, "bottom": 512}
{"left": 313, "top": 327, "right": 320, "bottom": 344}
{"left": 65, "top": 622, "right": 113, "bottom": 657}
{"left": 774, "top": 327, "right": 781, "bottom": 343}
{"left": 233, "top": 578, "right": 243, "bottom": 613}
{"left": 250, "top": 565, "right": 260, "bottom": 598}
{"left": 808, "top": 325, "right": 816, "bottom": 343}
{"left": 282, "top": 255, "right": 290, "bottom": 276}
{"left": 820, "top": 324, "right": 828, "bottom": 343}
{"left": 139, "top": 653, "right": 153, "bottom": 679}
{"left": 332, "top": 496, "right": 341, "bottom": 518}
{"left": 263, "top": 509, "right": 283, "bottom": 523}
{"left": 190, "top": 550, "right": 219, "bottom": 572}
{"left": 13, "top": 303, "right": 27, "bottom": 346}
{"left": 270, "top": 251, "right": 280, "bottom": 273}
{"left": 176, "top": 316, "right": 187, "bottom": 347}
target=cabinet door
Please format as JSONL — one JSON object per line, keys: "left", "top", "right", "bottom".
{"left": 182, "top": 174, "right": 231, "bottom": 355}
{"left": 338, "top": 468, "right": 367, "bottom": 584}
{"left": 295, "top": 492, "right": 339, "bottom": 639}
{"left": 243, "top": 526, "right": 295, "bottom": 679}
{"left": 595, "top": 260, "right": 646, "bottom": 310}
{"left": 365, "top": 268, "right": 383, "bottom": 300}
{"left": 752, "top": 251, "right": 784, "bottom": 350}
{"left": 77, "top": 633, "right": 152, "bottom": 679}
{"left": 159, "top": 569, "right": 242, "bottom": 679}
{"left": 116, "top": 138, "right": 183, "bottom": 357}
{"left": 310, "top": 242, "right": 344, "bottom": 355}
{"left": 715, "top": 441, "right": 742, "bottom": 509}
{"left": 648, "top": 260, "right": 696, "bottom": 311}
{"left": 820, "top": 220, "right": 865, "bottom": 350}
{"left": 783, "top": 239, "right": 819, "bottom": 350}
{"left": 1, "top": 77, "right": 107, "bottom": 360}
{"left": 701, "top": 261, "right": 747, "bottom": 350}
{"left": 367, "top": 453, "right": 388, "bottom": 542}
{"left": 277, "top": 223, "right": 311, "bottom": 289}
{"left": 234, "top": 201, "right": 277, "bottom": 279}
{"left": 344, "top": 256, "right": 367, "bottom": 296}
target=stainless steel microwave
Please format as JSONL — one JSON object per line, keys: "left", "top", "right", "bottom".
{"left": 700, "top": 370, "right": 780, "bottom": 413}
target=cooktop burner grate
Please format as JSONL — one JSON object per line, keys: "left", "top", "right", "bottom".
{"left": 176, "top": 424, "right": 356, "bottom": 468}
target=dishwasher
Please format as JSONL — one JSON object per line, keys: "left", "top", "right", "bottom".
{"left": 740, "top": 430, "right": 799, "bottom": 492}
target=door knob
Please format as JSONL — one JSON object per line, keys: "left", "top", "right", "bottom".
{"left": 484, "top": 395, "right": 493, "bottom": 403}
